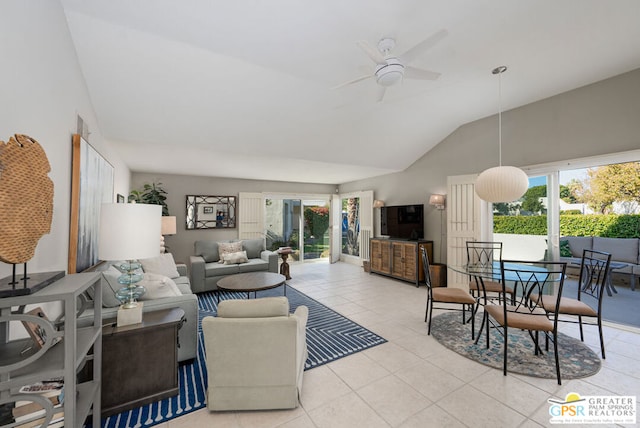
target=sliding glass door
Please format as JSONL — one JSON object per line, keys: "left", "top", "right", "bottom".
{"left": 265, "top": 196, "right": 330, "bottom": 263}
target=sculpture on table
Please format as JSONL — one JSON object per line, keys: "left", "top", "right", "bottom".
{"left": 0, "top": 134, "right": 59, "bottom": 295}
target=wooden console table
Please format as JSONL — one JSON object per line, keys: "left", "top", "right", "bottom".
{"left": 101, "top": 307, "right": 185, "bottom": 416}
{"left": 369, "top": 238, "right": 433, "bottom": 287}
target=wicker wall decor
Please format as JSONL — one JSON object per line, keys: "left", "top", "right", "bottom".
{"left": 0, "top": 134, "right": 54, "bottom": 264}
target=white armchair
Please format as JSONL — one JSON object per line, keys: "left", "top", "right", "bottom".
{"left": 202, "top": 296, "right": 308, "bottom": 411}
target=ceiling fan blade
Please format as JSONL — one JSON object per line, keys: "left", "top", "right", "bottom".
{"left": 399, "top": 29, "right": 448, "bottom": 65}
{"left": 332, "top": 74, "right": 373, "bottom": 90}
{"left": 376, "top": 86, "right": 387, "bottom": 103}
{"left": 404, "top": 66, "right": 441, "bottom": 81}
{"left": 356, "top": 40, "right": 387, "bottom": 65}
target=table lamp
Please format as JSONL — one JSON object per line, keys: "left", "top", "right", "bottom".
{"left": 160, "top": 216, "right": 177, "bottom": 253}
{"left": 99, "top": 203, "right": 161, "bottom": 325}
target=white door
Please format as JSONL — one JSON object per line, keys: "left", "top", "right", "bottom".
{"left": 447, "top": 175, "right": 490, "bottom": 289}
{"left": 238, "top": 192, "right": 265, "bottom": 240}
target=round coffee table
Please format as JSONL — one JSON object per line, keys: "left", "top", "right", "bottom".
{"left": 216, "top": 272, "right": 287, "bottom": 300}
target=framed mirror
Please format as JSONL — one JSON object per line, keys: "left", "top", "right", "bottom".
{"left": 186, "top": 195, "right": 237, "bottom": 229}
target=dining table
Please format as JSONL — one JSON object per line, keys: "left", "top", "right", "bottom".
{"left": 449, "top": 261, "right": 563, "bottom": 339}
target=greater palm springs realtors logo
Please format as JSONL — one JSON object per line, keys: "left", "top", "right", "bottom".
{"left": 549, "top": 392, "right": 636, "bottom": 424}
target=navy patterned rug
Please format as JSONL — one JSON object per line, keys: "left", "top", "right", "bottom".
{"left": 430, "top": 312, "right": 601, "bottom": 379}
{"left": 97, "top": 286, "right": 386, "bottom": 428}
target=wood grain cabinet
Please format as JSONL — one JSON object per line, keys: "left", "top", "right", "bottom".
{"left": 370, "top": 238, "right": 433, "bottom": 287}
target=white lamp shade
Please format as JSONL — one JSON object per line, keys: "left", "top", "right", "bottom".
{"left": 373, "top": 200, "right": 385, "bottom": 208}
{"left": 475, "top": 166, "right": 529, "bottom": 203}
{"left": 99, "top": 203, "right": 162, "bottom": 261}
{"left": 161, "top": 216, "right": 177, "bottom": 235}
{"left": 429, "top": 194, "right": 445, "bottom": 207}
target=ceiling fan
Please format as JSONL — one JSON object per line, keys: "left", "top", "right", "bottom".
{"left": 335, "top": 29, "right": 448, "bottom": 102}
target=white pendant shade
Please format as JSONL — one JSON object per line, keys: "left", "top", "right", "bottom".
{"left": 475, "top": 166, "right": 529, "bottom": 203}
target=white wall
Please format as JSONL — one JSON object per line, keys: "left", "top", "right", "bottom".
{"left": 340, "top": 68, "right": 640, "bottom": 265}
{"left": 0, "top": 1, "right": 130, "bottom": 280}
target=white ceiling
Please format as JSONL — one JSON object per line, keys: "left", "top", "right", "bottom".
{"left": 60, "top": 0, "right": 640, "bottom": 184}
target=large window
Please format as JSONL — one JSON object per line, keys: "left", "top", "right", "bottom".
{"left": 341, "top": 197, "right": 360, "bottom": 257}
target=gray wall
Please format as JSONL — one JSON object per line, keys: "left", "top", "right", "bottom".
{"left": 340, "top": 68, "right": 640, "bottom": 264}
{"left": 131, "top": 173, "right": 335, "bottom": 264}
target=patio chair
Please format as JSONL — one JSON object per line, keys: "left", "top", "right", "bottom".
{"left": 421, "top": 246, "right": 476, "bottom": 337}
{"left": 530, "top": 249, "right": 611, "bottom": 359}
{"left": 483, "top": 260, "right": 567, "bottom": 384}
{"left": 466, "top": 241, "right": 515, "bottom": 305}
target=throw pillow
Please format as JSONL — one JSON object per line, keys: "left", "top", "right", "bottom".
{"left": 559, "top": 240, "right": 572, "bottom": 257}
{"left": 139, "top": 253, "right": 180, "bottom": 279}
{"left": 242, "top": 238, "right": 264, "bottom": 259}
{"left": 222, "top": 250, "right": 249, "bottom": 265}
{"left": 138, "top": 273, "right": 182, "bottom": 300}
{"left": 218, "top": 241, "right": 243, "bottom": 264}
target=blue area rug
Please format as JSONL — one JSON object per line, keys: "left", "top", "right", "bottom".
{"left": 97, "top": 286, "right": 386, "bottom": 427}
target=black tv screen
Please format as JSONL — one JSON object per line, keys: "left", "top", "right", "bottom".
{"left": 381, "top": 204, "right": 424, "bottom": 240}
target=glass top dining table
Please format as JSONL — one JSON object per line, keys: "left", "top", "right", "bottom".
{"left": 449, "top": 261, "right": 563, "bottom": 285}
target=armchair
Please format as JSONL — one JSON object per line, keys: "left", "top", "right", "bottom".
{"left": 202, "top": 297, "right": 308, "bottom": 411}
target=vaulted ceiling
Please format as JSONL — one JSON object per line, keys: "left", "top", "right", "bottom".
{"left": 60, "top": 0, "right": 640, "bottom": 184}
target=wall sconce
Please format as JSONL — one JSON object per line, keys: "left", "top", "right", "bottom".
{"left": 429, "top": 194, "right": 446, "bottom": 210}
{"left": 373, "top": 200, "right": 385, "bottom": 208}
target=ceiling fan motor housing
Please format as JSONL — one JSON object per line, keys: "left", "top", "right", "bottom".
{"left": 375, "top": 58, "right": 405, "bottom": 87}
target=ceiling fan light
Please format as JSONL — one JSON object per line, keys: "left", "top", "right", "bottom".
{"left": 475, "top": 166, "right": 529, "bottom": 203}
{"left": 377, "top": 71, "right": 403, "bottom": 86}
{"left": 375, "top": 59, "right": 405, "bottom": 87}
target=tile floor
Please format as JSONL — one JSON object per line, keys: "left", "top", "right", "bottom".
{"left": 164, "top": 262, "right": 640, "bottom": 428}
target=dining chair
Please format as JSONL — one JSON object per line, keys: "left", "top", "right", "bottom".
{"left": 482, "top": 260, "right": 567, "bottom": 384}
{"left": 530, "top": 249, "right": 611, "bottom": 359}
{"left": 421, "top": 246, "right": 476, "bottom": 337}
{"left": 466, "top": 241, "right": 515, "bottom": 305}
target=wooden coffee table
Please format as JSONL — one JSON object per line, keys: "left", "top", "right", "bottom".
{"left": 217, "top": 272, "right": 287, "bottom": 299}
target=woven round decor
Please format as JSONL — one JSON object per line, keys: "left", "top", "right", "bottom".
{"left": 0, "top": 134, "right": 54, "bottom": 264}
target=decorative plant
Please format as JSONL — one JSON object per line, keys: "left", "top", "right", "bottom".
{"left": 129, "top": 182, "right": 170, "bottom": 216}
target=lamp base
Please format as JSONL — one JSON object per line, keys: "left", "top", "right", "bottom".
{"left": 117, "top": 302, "right": 144, "bottom": 327}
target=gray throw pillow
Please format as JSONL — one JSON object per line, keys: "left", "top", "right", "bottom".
{"left": 242, "top": 238, "right": 265, "bottom": 259}
{"left": 195, "top": 240, "right": 219, "bottom": 263}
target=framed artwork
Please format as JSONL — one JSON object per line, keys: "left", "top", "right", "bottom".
{"left": 117, "top": 194, "right": 125, "bottom": 203}
{"left": 185, "top": 195, "right": 236, "bottom": 229}
{"left": 68, "top": 134, "right": 114, "bottom": 273}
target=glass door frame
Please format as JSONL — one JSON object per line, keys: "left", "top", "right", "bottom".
{"left": 264, "top": 193, "right": 331, "bottom": 263}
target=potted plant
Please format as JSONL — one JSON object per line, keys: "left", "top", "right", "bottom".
{"left": 129, "top": 182, "right": 170, "bottom": 216}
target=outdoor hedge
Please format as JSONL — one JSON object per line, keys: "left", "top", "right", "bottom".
{"left": 493, "top": 214, "right": 640, "bottom": 238}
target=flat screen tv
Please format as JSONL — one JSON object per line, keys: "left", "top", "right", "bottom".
{"left": 381, "top": 204, "right": 424, "bottom": 240}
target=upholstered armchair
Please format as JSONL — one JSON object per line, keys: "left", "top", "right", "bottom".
{"left": 202, "top": 297, "right": 308, "bottom": 411}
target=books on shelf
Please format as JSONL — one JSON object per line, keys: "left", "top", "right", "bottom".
{"left": 10, "top": 380, "right": 65, "bottom": 427}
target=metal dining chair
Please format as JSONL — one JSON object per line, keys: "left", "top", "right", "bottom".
{"left": 466, "top": 241, "right": 515, "bottom": 306}
{"left": 421, "top": 247, "right": 476, "bottom": 337}
{"left": 482, "top": 260, "right": 567, "bottom": 384}
{"left": 530, "top": 249, "right": 611, "bottom": 359}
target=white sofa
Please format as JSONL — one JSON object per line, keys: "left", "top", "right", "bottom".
{"left": 78, "top": 262, "right": 198, "bottom": 362}
{"left": 202, "top": 297, "right": 308, "bottom": 411}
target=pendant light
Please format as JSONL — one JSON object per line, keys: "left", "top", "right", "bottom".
{"left": 475, "top": 66, "right": 528, "bottom": 203}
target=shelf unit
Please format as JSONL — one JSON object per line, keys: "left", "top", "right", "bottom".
{"left": 370, "top": 239, "right": 433, "bottom": 287}
{"left": 0, "top": 272, "right": 102, "bottom": 427}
